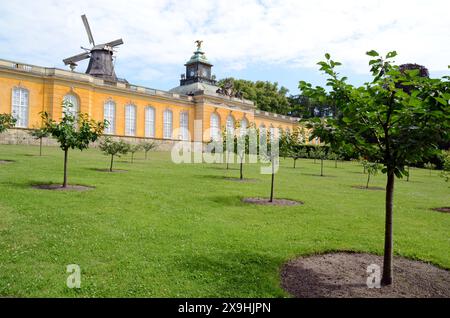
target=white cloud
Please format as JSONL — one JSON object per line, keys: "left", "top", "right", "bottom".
{"left": 0, "top": 0, "right": 448, "bottom": 84}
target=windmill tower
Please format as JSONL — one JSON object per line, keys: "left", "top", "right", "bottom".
{"left": 63, "top": 15, "right": 124, "bottom": 82}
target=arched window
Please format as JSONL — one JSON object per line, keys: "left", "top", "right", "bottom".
{"left": 145, "top": 106, "right": 155, "bottom": 138}
{"left": 63, "top": 94, "right": 79, "bottom": 118}
{"left": 125, "top": 104, "right": 136, "bottom": 136}
{"left": 259, "top": 123, "right": 266, "bottom": 139}
{"left": 286, "top": 128, "right": 291, "bottom": 135}
{"left": 180, "top": 112, "right": 189, "bottom": 141}
{"left": 269, "top": 125, "right": 276, "bottom": 141}
{"left": 104, "top": 100, "right": 116, "bottom": 134}
{"left": 210, "top": 113, "right": 220, "bottom": 141}
{"left": 278, "top": 127, "right": 283, "bottom": 139}
{"left": 226, "top": 115, "right": 235, "bottom": 134}
{"left": 240, "top": 118, "right": 248, "bottom": 136}
{"left": 163, "top": 109, "right": 173, "bottom": 139}
{"left": 11, "top": 87, "right": 29, "bottom": 127}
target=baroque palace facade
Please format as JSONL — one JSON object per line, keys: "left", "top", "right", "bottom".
{"left": 0, "top": 43, "right": 307, "bottom": 148}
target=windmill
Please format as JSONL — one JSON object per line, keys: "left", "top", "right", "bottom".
{"left": 63, "top": 14, "right": 124, "bottom": 82}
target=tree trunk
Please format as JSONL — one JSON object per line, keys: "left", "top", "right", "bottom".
{"left": 145, "top": 151, "right": 148, "bottom": 160}
{"left": 366, "top": 173, "right": 370, "bottom": 189}
{"left": 131, "top": 153, "right": 134, "bottom": 163}
{"left": 382, "top": 170, "right": 395, "bottom": 286}
{"left": 335, "top": 158, "right": 337, "bottom": 168}
{"left": 110, "top": 155, "right": 114, "bottom": 172}
{"left": 293, "top": 158, "right": 296, "bottom": 169}
{"left": 320, "top": 159, "right": 324, "bottom": 176}
{"left": 63, "top": 148, "right": 68, "bottom": 188}
{"left": 406, "top": 166, "right": 410, "bottom": 182}
{"left": 240, "top": 159, "right": 243, "bottom": 180}
{"left": 39, "top": 138, "right": 43, "bottom": 156}
{"left": 270, "top": 160, "right": 275, "bottom": 202}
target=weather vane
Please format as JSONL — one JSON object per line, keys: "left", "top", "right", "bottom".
{"left": 195, "top": 40, "right": 203, "bottom": 50}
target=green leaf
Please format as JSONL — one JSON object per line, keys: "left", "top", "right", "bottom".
{"left": 386, "top": 51, "right": 397, "bottom": 59}
{"left": 325, "top": 53, "right": 331, "bottom": 60}
{"left": 366, "top": 50, "right": 379, "bottom": 57}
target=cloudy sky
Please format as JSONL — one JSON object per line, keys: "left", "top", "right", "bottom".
{"left": 0, "top": 0, "right": 449, "bottom": 94}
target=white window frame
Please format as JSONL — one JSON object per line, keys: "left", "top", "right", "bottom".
{"left": 163, "top": 109, "right": 173, "bottom": 139}
{"left": 145, "top": 106, "right": 155, "bottom": 138}
{"left": 11, "top": 87, "right": 29, "bottom": 128}
{"left": 210, "top": 113, "right": 220, "bottom": 141}
{"left": 125, "top": 104, "right": 137, "bottom": 136}
{"left": 226, "top": 115, "right": 235, "bottom": 135}
{"left": 179, "top": 111, "right": 189, "bottom": 141}
{"left": 103, "top": 100, "right": 116, "bottom": 134}
{"left": 240, "top": 118, "right": 248, "bottom": 136}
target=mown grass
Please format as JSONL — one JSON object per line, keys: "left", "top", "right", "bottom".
{"left": 0, "top": 144, "right": 448, "bottom": 297}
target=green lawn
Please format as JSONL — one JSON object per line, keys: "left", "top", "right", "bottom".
{"left": 0, "top": 144, "right": 448, "bottom": 297}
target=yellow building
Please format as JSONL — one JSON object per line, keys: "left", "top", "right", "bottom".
{"left": 0, "top": 44, "right": 307, "bottom": 148}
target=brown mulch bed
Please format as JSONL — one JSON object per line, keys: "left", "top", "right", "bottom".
{"left": 431, "top": 207, "right": 450, "bottom": 213}
{"left": 352, "top": 185, "right": 385, "bottom": 191}
{"left": 242, "top": 197, "right": 303, "bottom": 206}
{"left": 224, "top": 177, "right": 259, "bottom": 183}
{"left": 94, "top": 169, "right": 128, "bottom": 173}
{"left": 281, "top": 252, "right": 450, "bottom": 298}
{"left": 32, "top": 184, "right": 94, "bottom": 191}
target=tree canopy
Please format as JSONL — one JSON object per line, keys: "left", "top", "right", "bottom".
{"left": 218, "top": 78, "right": 291, "bottom": 115}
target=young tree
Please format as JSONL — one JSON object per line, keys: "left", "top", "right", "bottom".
{"left": 289, "top": 146, "right": 308, "bottom": 169}
{"left": 424, "top": 162, "right": 436, "bottom": 176}
{"left": 129, "top": 144, "right": 141, "bottom": 163}
{"left": 99, "top": 137, "right": 129, "bottom": 172}
{"left": 261, "top": 142, "right": 279, "bottom": 202}
{"left": 365, "top": 162, "right": 383, "bottom": 189}
{"left": 0, "top": 113, "right": 16, "bottom": 133}
{"left": 41, "top": 101, "right": 106, "bottom": 188}
{"left": 327, "top": 152, "right": 341, "bottom": 168}
{"left": 300, "top": 51, "right": 450, "bottom": 285}
{"left": 141, "top": 141, "right": 158, "bottom": 160}
{"left": 441, "top": 151, "right": 450, "bottom": 182}
{"left": 29, "top": 128, "right": 50, "bottom": 156}
{"left": 310, "top": 146, "right": 326, "bottom": 176}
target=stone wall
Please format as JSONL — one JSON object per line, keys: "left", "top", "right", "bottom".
{"left": 0, "top": 128, "right": 184, "bottom": 152}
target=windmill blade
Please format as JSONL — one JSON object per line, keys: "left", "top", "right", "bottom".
{"left": 104, "top": 39, "right": 124, "bottom": 48}
{"left": 63, "top": 52, "right": 91, "bottom": 65}
{"left": 81, "top": 14, "right": 95, "bottom": 46}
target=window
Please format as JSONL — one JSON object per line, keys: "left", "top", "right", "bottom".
{"left": 240, "top": 118, "right": 248, "bottom": 136}
{"left": 210, "top": 113, "right": 220, "bottom": 141}
{"left": 269, "top": 126, "right": 276, "bottom": 141}
{"left": 125, "top": 104, "right": 136, "bottom": 136}
{"left": 63, "top": 94, "right": 79, "bottom": 118}
{"left": 180, "top": 111, "right": 189, "bottom": 141}
{"left": 104, "top": 100, "right": 116, "bottom": 134}
{"left": 145, "top": 107, "right": 155, "bottom": 138}
{"left": 278, "top": 127, "right": 283, "bottom": 139}
{"left": 163, "top": 109, "right": 173, "bottom": 139}
{"left": 11, "top": 87, "right": 29, "bottom": 127}
{"left": 226, "top": 115, "right": 235, "bottom": 134}
{"left": 286, "top": 128, "right": 291, "bottom": 135}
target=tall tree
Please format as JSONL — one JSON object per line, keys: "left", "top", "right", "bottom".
{"left": 41, "top": 101, "right": 106, "bottom": 187}
{"left": 300, "top": 51, "right": 450, "bottom": 285}
{"left": 218, "top": 78, "right": 291, "bottom": 115}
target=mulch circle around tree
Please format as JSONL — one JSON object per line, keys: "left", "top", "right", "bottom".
{"left": 0, "top": 160, "right": 14, "bottom": 164}
{"left": 352, "top": 185, "right": 385, "bottom": 191}
{"left": 242, "top": 197, "right": 303, "bottom": 206}
{"left": 32, "top": 184, "right": 94, "bottom": 191}
{"left": 94, "top": 169, "right": 128, "bottom": 173}
{"left": 280, "top": 252, "right": 450, "bottom": 298}
{"left": 224, "top": 177, "right": 259, "bottom": 183}
{"left": 431, "top": 207, "right": 450, "bottom": 213}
